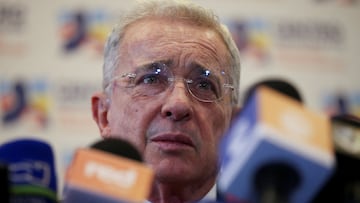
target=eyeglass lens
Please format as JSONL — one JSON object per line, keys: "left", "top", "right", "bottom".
{"left": 119, "top": 62, "right": 228, "bottom": 102}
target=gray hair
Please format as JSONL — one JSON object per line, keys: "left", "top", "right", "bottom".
{"left": 102, "top": 0, "right": 241, "bottom": 105}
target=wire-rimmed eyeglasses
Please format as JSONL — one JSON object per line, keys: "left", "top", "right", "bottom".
{"left": 106, "top": 61, "right": 234, "bottom": 103}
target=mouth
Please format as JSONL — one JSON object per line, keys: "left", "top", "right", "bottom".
{"left": 150, "top": 133, "right": 195, "bottom": 151}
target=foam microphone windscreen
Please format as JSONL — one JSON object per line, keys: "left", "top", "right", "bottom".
{"left": 0, "top": 138, "right": 58, "bottom": 203}
{"left": 90, "top": 138, "right": 142, "bottom": 162}
{"left": 243, "top": 78, "right": 303, "bottom": 105}
{"left": 63, "top": 138, "right": 154, "bottom": 203}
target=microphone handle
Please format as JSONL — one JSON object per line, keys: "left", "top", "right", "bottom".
{"left": 254, "top": 163, "right": 300, "bottom": 203}
{"left": 258, "top": 185, "right": 288, "bottom": 203}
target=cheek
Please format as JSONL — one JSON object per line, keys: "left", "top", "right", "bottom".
{"left": 108, "top": 101, "right": 146, "bottom": 149}
{"left": 197, "top": 108, "right": 227, "bottom": 151}
{"left": 108, "top": 93, "right": 144, "bottom": 126}
{"left": 209, "top": 107, "right": 231, "bottom": 138}
{"left": 107, "top": 93, "right": 163, "bottom": 152}
{"left": 200, "top": 106, "right": 232, "bottom": 157}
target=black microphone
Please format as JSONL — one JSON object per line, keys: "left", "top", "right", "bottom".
{"left": 312, "top": 114, "right": 360, "bottom": 203}
{"left": 62, "top": 138, "right": 154, "bottom": 203}
{"left": 90, "top": 138, "right": 142, "bottom": 162}
{"left": 242, "top": 78, "right": 303, "bottom": 106}
{"left": 0, "top": 162, "right": 10, "bottom": 203}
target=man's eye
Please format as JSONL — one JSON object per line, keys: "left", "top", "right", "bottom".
{"left": 192, "top": 79, "right": 218, "bottom": 94}
{"left": 134, "top": 62, "right": 169, "bottom": 85}
{"left": 136, "top": 74, "right": 168, "bottom": 85}
{"left": 142, "top": 74, "right": 160, "bottom": 84}
{"left": 196, "top": 80, "right": 213, "bottom": 90}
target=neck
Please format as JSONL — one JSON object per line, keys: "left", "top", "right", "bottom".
{"left": 147, "top": 177, "right": 215, "bottom": 203}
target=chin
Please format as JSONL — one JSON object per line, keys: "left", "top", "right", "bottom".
{"left": 154, "top": 162, "right": 197, "bottom": 183}
{"left": 156, "top": 170, "right": 194, "bottom": 183}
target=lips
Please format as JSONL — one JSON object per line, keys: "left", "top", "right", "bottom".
{"left": 150, "top": 133, "right": 195, "bottom": 148}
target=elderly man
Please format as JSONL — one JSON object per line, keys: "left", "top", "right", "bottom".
{"left": 91, "top": 0, "right": 241, "bottom": 202}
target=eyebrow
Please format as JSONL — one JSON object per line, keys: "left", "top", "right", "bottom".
{"left": 133, "top": 60, "right": 172, "bottom": 73}
{"left": 144, "top": 60, "right": 172, "bottom": 67}
{"left": 171, "top": 61, "right": 211, "bottom": 73}
{"left": 134, "top": 60, "right": 219, "bottom": 76}
{"left": 187, "top": 62, "right": 223, "bottom": 78}
{"left": 189, "top": 62, "right": 208, "bottom": 71}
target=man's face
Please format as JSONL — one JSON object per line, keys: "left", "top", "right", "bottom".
{"left": 94, "top": 18, "right": 235, "bottom": 184}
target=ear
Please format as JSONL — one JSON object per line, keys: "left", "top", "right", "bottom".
{"left": 91, "top": 92, "right": 111, "bottom": 138}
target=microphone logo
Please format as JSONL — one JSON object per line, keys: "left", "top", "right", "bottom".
{"left": 281, "top": 110, "right": 311, "bottom": 138}
{"left": 65, "top": 148, "right": 154, "bottom": 202}
{"left": 84, "top": 161, "right": 137, "bottom": 189}
{"left": 10, "top": 161, "right": 51, "bottom": 187}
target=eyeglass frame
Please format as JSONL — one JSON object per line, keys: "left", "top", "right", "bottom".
{"left": 105, "top": 61, "right": 235, "bottom": 103}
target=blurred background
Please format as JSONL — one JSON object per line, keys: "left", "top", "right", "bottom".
{"left": 1, "top": 0, "right": 359, "bottom": 195}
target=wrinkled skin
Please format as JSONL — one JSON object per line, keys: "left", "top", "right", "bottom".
{"left": 92, "top": 18, "right": 239, "bottom": 203}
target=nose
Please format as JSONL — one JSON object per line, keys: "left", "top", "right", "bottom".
{"left": 160, "top": 81, "right": 193, "bottom": 121}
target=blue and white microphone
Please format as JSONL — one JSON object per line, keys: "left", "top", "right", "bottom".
{"left": 218, "top": 86, "right": 335, "bottom": 203}
{"left": 0, "top": 138, "right": 58, "bottom": 203}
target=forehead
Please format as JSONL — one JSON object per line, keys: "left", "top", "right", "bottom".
{"left": 118, "top": 18, "right": 231, "bottom": 73}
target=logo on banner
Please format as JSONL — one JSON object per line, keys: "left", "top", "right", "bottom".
{"left": 58, "top": 8, "right": 117, "bottom": 56}
{"left": 0, "top": 78, "right": 50, "bottom": 130}
{"left": 226, "top": 18, "right": 271, "bottom": 67}
{"left": 226, "top": 16, "right": 346, "bottom": 71}
{"left": 0, "top": 2, "right": 27, "bottom": 56}
{"left": 322, "top": 90, "right": 360, "bottom": 117}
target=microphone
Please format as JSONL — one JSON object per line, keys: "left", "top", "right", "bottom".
{"left": 62, "top": 138, "right": 154, "bottom": 203}
{"left": 242, "top": 78, "right": 303, "bottom": 105}
{"left": 0, "top": 138, "right": 58, "bottom": 203}
{"left": 312, "top": 114, "right": 360, "bottom": 203}
{"left": 217, "top": 86, "right": 335, "bottom": 203}
{"left": 0, "top": 162, "right": 10, "bottom": 203}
